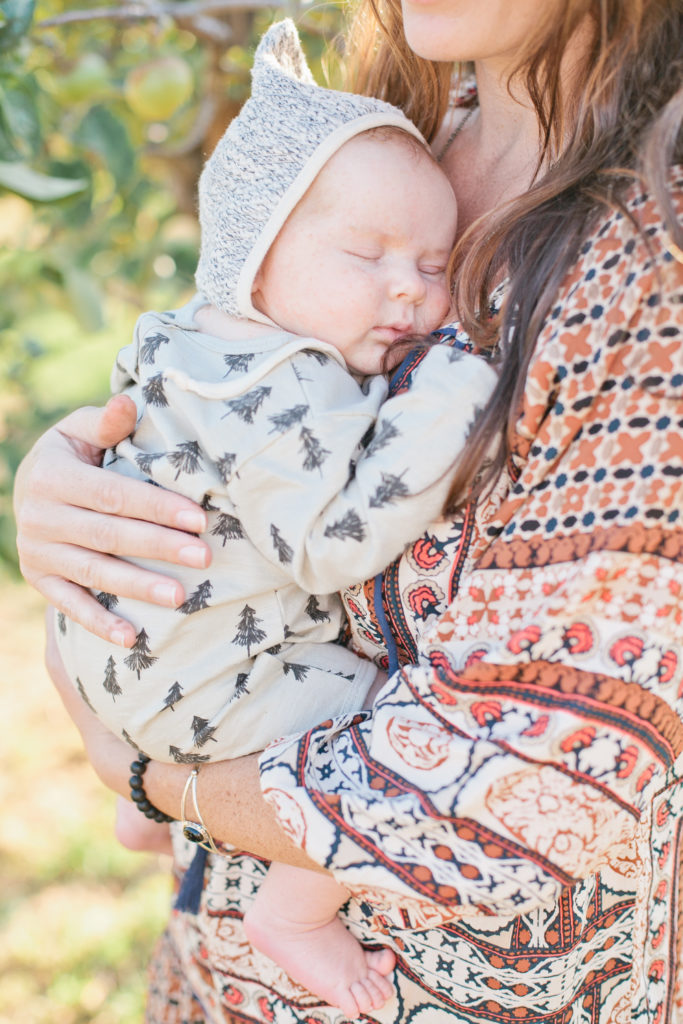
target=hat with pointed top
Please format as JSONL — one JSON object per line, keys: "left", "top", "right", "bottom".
{"left": 194, "top": 18, "right": 425, "bottom": 323}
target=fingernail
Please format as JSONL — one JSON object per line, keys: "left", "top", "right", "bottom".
{"left": 176, "top": 510, "right": 206, "bottom": 533}
{"left": 111, "top": 629, "right": 133, "bottom": 647}
{"left": 179, "top": 545, "right": 208, "bottom": 569}
{"left": 152, "top": 582, "right": 183, "bottom": 606}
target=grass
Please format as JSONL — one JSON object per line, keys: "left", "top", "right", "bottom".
{"left": 0, "top": 576, "right": 173, "bottom": 1024}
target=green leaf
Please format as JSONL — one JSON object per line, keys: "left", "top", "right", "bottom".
{"left": 0, "top": 80, "right": 41, "bottom": 156}
{"left": 0, "top": 0, "right": 35, "bottom": 52}
{"left": 0, "top": 160, "right": 88, "bottom": 200}
{"left": 0, "top": 109, "right": 19, "bottom": 160}
{"left": 63, "top": 266, "right": 104, "bottom": 332}
{"left": 75, "top": 105, "right": 134, "bottom": 186}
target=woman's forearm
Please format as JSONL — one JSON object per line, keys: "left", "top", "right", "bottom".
{"left": 143, "top": 751, "right": 326, "bottom": 872}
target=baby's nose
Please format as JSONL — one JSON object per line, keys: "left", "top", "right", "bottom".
{"left": 389, "top": 266, "right": 426, "bottom": 304}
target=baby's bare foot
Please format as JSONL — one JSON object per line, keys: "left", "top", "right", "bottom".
{"left": 243, "top": 900, "right": 395, "bottom": 1020}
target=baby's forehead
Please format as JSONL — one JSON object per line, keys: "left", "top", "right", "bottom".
{"left": 329, "top": 127, "right": 436, "bottom": 175}
{"left": 302, "top": 130, "right": 446, "bottom": 213}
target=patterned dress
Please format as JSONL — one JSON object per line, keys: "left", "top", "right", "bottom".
{"left": 147, "top": 172, "right": 683, "bottom": 1024}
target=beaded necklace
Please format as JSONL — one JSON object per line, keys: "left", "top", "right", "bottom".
{"left": 436, "top": 104, "right": 477, "bottom": 163}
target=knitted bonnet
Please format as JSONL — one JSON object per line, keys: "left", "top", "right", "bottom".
{"left": 194, "top": 18, "right": 426, "bottom": 323}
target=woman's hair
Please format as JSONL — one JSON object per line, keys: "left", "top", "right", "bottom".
{"left": 344, "top": 0, "right": 683, "bottom": 510}
{"left": 342, "top": 0, "right": 454, "bottom": 142}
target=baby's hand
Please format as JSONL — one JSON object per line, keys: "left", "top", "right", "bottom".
{"left": 115, "top": 794, "right": 173, "bottom": 855}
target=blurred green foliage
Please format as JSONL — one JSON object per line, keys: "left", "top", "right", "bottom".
{"left": 0, "top": 0, "right": 344, "bottom": 571}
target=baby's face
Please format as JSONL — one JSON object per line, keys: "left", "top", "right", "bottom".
{"left": 252, "top": 133, "right": 457, "bottom": 375}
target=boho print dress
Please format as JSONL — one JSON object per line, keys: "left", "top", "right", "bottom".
{"left": 147, "top": 171, "right": 683, "bottom": 1024}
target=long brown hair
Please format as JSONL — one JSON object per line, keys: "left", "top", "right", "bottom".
{"left": 344, "top": 0, "right": 683, "bottom": 511}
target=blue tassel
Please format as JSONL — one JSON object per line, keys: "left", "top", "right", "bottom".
{"left": 373, "top": 571, "right": 399, "bottom": 676}
{"left": 174, "top": 846, "right": 208, "bottom": 914}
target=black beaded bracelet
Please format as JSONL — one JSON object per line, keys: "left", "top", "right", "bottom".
{"left": 129, "top": 753, "right": 175, "bottom": 823}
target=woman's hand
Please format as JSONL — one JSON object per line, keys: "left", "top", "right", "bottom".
{"left": 15, "top": 395, "right": 210, "bottom": 646}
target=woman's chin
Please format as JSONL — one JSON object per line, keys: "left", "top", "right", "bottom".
{"left": 400, "top": 0, "right": 533, "bottom": 65}
{"left": 400, "top": 12, "right": 469, "bottom": 63}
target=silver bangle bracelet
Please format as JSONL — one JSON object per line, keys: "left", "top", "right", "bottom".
{"left": 180, "top": 767, "right": 222, "bottom": 856}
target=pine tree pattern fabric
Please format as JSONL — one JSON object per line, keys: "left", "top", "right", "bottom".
{"left": 147, "top": 175, "right": 683, "bottom": 1023}
{"left": 55, "top": 294, "right": 496, "bottom": 763}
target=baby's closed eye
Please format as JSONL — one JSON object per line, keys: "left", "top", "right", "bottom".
{"left": 419, "top": 264, "right": 448, "bottom": 276}
{"left": 344, "top": 249, "right": 383, "bottom": 261}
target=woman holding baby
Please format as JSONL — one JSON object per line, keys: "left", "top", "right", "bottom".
{"left": 14, "top": 0, "right": 683, "bottom": 1021}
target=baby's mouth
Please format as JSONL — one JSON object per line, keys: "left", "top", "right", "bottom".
{"left": 373, "top": 323, "right": 413, "bottom": 341}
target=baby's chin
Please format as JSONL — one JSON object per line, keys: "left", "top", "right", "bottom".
{"left": 346, "top": 352, "right": 396, "bottom": 378}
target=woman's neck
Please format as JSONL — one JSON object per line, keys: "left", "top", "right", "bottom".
{"left": 444, "top": 21, "right": 591, "bottom": 237}
{"left": 442, "top": 64, "right": 542, "bottom": 235}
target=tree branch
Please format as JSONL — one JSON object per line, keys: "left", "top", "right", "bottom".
{"left": 34, "top": 0, "right": 285, "bottom": 31}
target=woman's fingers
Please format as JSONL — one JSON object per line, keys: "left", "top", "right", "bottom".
{"left": 77, "top": 464, "right": 207, "bottom": 531}
{"left": 43, "top": 575, "right": 139, "bottom": 646}
{"left": 22, "top": 447, "right": 207, "bottom": 532}
{"left": 56, "top": 395, "right": 139, "bottom": 461}
{"left": 22, "top": 534, "right": 206, "bottom": 644}
{"left": 61, "top": 398, "right": 207, "bottom": 530}
{"left": 31, "top": 540, "right": 190, "bottom": 602}
{"left": 14, "top": 400, "right": 211, "bottom": 645}
{"left": 15, "top": 400, "right": 208, "bottom": 530}
{"left": 17, "top": 500, "right": 210, "bottom": 616}
{"left": 20, "top": 499, "right": 209, "bottom": 564}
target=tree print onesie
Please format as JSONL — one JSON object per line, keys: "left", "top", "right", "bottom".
{"left": 55, "top": 293, "right": 496, "bottom": 763}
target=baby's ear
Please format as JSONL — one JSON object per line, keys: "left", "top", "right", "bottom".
{"left": 250, "top": 266, "right": 266, "bottom": 312}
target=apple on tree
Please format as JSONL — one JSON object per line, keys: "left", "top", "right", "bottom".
{"left": 57, "top": 53, "right": 112, "bottom": 104}
{"left": 124, "top": 56, "right": 194, "bottom": 121}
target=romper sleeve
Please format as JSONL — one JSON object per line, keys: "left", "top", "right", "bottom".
{"left": 259, "top": 178, "right": 683, "bottom": 918}
{"left": 227, "top": 344, "right": 497, "bottom": 594}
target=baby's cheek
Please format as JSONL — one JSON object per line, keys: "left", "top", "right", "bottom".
{"left": 426, "top": 287, "right": 451, "bottom": 331}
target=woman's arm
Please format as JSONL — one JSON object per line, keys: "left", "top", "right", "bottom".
{"left": 14, "top": 395, "right": 210, "bottom": 646}
{"left": 45, "top": 612, "right": 326, "bottom": 872}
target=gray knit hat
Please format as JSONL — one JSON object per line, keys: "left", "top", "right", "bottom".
{"left": 194, "top": 18, "right": 426, "bottom": 323}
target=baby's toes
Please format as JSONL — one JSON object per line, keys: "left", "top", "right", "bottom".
{"left": 349, "top": 978, "right": 379, "bottom": 1015}
{"left": 351, "top": 973, "right": 394, "bottom": 1013}
{"left": 367, "top": 967, "right": 395, "bottom": 1003}
{"left": 366, "top": 946, "right": 396, "bottom": 977}
{"left": 335, "top": 990, "right": 361, "bottom": 1021}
